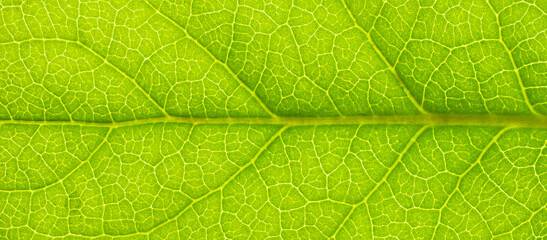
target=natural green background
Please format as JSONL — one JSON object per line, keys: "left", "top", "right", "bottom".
{"left": 0, "top": 0, "right": 545, "bottom": 239}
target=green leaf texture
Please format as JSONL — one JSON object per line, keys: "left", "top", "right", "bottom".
{"left": 0, "top": 0, "right": 546, "bottom": 239}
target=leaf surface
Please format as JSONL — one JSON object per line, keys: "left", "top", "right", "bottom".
{"left": 0, "top": 0, "right": 545, "bottom": 239}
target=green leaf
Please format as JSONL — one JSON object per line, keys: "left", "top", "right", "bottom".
{"left": 0, "top": 0, "right": 545, "bottom": 239}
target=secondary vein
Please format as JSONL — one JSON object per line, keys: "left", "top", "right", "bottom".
{"left": 329, "top": 125, "right": 430, "bottom": 238}
{"left": 143, "top": 0, "right": 280, "bottom": 119}
{"left": 485, "top": 1, "right": 541, "bottom": 116}
{"left": 340, "top": 0, "right": 429, "bottom": 115}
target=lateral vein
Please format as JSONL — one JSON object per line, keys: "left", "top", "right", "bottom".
{"left": 329, "top": 125, "right": 431, "bottom": 238}
{"left": 143, "top": 0, "right": 280, "bottom": 118}
{"left": 340, "top": 0, "right": 429, "bottom": 115}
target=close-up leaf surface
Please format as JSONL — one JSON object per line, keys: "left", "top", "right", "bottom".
{"left": 0, "top": 0, "right": 546, "bottom": 239}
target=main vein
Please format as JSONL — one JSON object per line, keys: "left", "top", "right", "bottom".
{"left": 1, "top": 115, "right": 546, "bottom": 128}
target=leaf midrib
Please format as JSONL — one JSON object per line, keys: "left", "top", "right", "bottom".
{"left": 2, "top": 115, "right": 546, "bottom": 128}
